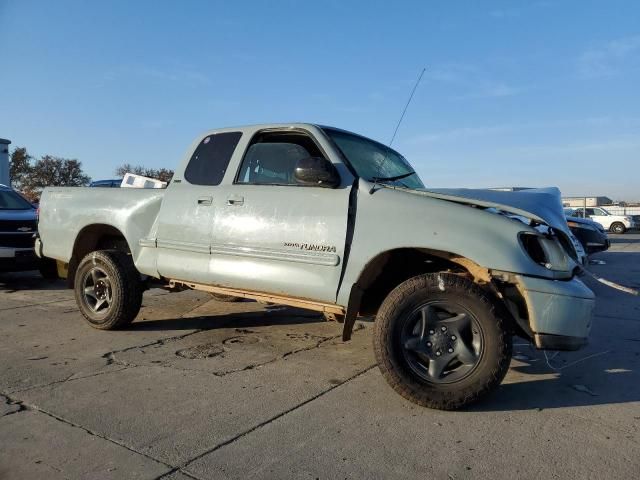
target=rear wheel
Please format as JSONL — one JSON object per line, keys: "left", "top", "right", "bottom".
{"left": 610, "top": 222, "right": 626, "bottom": 234}
{"left": 74, "top": 250, "right": 143, "bottom": 330}
{"left": 374, "top": 273, "right": 512, "bottom": 410}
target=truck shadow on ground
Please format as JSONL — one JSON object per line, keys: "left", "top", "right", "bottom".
{"left": 128, "top": 306, "right": 329, "bottom": 332}
{"left": 472, "top": 356, "right": 638, "bottom": 412}
{"left": 0, "top": 271, "right": 66, "bottom": 292}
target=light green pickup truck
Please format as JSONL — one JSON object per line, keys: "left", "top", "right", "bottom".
{"left": 36, "top": 123, "right": 594, "bottom": 409}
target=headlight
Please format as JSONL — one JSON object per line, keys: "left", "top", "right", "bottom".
{"left": 624, "top": 216, "right": 632, "bottom": 222}
{"left": 567, "top": 220, "right": 597, "bottom": 232}
{"left": 519, "top": 232, "right": 570, "bottom": 271}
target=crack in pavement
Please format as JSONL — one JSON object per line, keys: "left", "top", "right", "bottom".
{"left": 107, "top": 323, "right": 366, "bottom": 378}
{"left": 2, "top": 297, "right": 373, "bottom": 477}
{"left": 179, "top": 364, "right": 377, "bottom": 472}
{"left": 9, "top": 366, "right": 132, "bottom": 395}
{"left": 102, "top": 300, "right": 222, "bottom": 365}
{"left": 103, "top": 330, "right": 207, "bottom": 366}
{"left": 2, "top": 363, "right": 377, "bottom": 480}
{"left": 0, "top": 391, "right": 177, "bottom": 477}
{"left": 0, "top": 298, "right": 74, "bottom": 312}
{"left": 153, "top": 467, "right": 202, "bottom": 480}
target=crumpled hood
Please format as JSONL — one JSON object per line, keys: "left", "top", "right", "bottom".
{"left": 409, "top": 187, "right": 569, "bottom": 233}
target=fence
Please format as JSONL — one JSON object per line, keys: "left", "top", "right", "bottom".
{"left": 600, "top": 206, "right": 640, "bottom": 216}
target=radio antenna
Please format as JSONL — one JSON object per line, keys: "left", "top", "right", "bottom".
{"left": 389, "top": 67, "right": 426, "bottom": 147}
{"left": 369, "top": 67, "right": 426, "bottom": 194}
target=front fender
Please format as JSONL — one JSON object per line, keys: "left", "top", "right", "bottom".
{"left": 337, "top": 184, "right": 569, "bottom": 305}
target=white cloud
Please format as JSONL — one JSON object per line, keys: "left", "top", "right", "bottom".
{"left": 408, "top": 125, "right": 515, "bottom": 144}
{"left": 578, "top": 35, "right": 640, "bottom": 78}
{"left": 406, "top": 117, "right": 639, "bottom": 145}
{"left": 99, "top": 64, "right": 211, "bottom": 88}
{"left": 426, "top": 63, "right": 525, "bottom": 100}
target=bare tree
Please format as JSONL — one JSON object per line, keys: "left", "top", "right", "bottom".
{"left": 24, "top": 156, "right": 91, "bottom": 201}
{"left": 8, "top": 149, "right": 91, "bottom": 201}
{"left": 115, "top": 164, "right": 174, "bottom": 182}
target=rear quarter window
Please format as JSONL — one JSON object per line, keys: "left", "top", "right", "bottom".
{"left": 184, "top": 132, "right": 243, "bottom": 186}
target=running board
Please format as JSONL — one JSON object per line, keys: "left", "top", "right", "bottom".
{"left": 168, "top": 279, "right": 346, "bottom": 315}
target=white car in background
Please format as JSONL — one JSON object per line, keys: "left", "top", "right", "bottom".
{"left": 572, "top": 207, "right": 637, "bottom": 234}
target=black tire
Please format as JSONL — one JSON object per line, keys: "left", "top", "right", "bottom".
{"left": 209, "top": 293, "right": 242, "bottom": 302}
{"left": 610, "top": 222, "right": 626, "bottom": 234}
{"left": 74, "top": 250, "right": 143, "bottom": 330}
{"left": 39, "top": 258, "right": 59, "bottom": 280}
{"left": 373, "top": 273, "right": 512, "bottom": 410}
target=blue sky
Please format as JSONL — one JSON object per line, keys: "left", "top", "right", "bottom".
{"left": 1, "top": 0, "right": 639, "bottom": 199}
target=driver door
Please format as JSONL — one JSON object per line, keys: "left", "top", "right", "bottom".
{"left": 209, "top": 128, "right": 352, "bottom": 303}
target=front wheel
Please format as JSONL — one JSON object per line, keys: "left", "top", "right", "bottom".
{"left": 373, "top": 273, "right": 512, "bottom": 410}
{"left": 74, "top": 250, "right": 143, "bottom": 330}
{"left": 610, "top": 222, "right": 626, "bottom": 234}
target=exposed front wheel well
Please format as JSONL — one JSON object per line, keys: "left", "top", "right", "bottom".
{"left": 341, "top": 248, "right": 524, "bottom": 342}
{"left": 355, "top": 248, "right": 480, "bottom": 317}
{"left": 67, "top": 225, "right": 131, "bottom": 288}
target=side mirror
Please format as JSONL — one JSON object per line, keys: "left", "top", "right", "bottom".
{"left": 294, "top": 157, "right": 340, "bottom": 188}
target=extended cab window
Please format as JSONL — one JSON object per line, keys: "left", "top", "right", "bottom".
{"left": 184, "top": 132, "right": 242, "bottom": 186}
{"left": 236, "top": 131, "right": 326, "bottom": 186}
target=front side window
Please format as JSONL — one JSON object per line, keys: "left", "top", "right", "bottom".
{"left": 323, "top": 127, "right": 424, "bottom": 189}
{"left": 184, "top": 131, "right": 242, "bottom": 186}
{"left": 236, "top": 131, "right": 326, "bottom": 186}
{"left": 0, "top": 190, "right": 34, "bottom": 210}
{"left": 593, "top": 208, "right": 608, "bottom": 216}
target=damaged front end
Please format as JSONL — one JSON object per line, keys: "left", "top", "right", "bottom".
{"left": 418, "top": 187, "right": 595, "bottom": 351}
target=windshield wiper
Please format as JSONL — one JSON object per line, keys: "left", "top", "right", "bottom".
{"left": 370, "top": 171, "right": 416, "bottom": 183}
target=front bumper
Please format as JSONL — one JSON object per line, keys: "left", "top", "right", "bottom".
{"left": 0, "top": 247, "right": 39, "bottom": 272}
{"left": 515, "top": 274, "right": 595, "bottom": 351}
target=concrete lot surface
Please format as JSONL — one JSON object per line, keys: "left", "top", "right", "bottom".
{"left": 1, "top": 234, "right": 639, "bottom": 479}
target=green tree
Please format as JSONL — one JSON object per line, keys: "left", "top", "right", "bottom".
{"left": 8, "top": 147, "right": 32, "bottom": 190}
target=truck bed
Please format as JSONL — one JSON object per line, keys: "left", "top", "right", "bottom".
{"left": 39, "top": 187, "right": 165, "bottom": 263}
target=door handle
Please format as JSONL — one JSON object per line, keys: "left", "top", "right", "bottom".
{"left": 227, "top": 195, "right": 244, "bottom": 206}
{"left": 197, "top": 196, "right": 213, "bottom": 206}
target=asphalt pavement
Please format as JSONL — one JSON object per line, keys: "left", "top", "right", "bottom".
{"left": 1, "top": 234, "right": 639, "bottom": 479}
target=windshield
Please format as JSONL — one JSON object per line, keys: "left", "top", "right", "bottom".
{"left": 323, "top": 128, "right": 424, "bottom": 189}
{"left": 0, "top": 189, "right": 34, "bottom": 210}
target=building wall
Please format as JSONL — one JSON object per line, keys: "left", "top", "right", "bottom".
{"left": 0, "top": 139, "right": 10, "bottom": 186}
{"left": 562, "top": 196, "right": 613, "bottom": 207}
